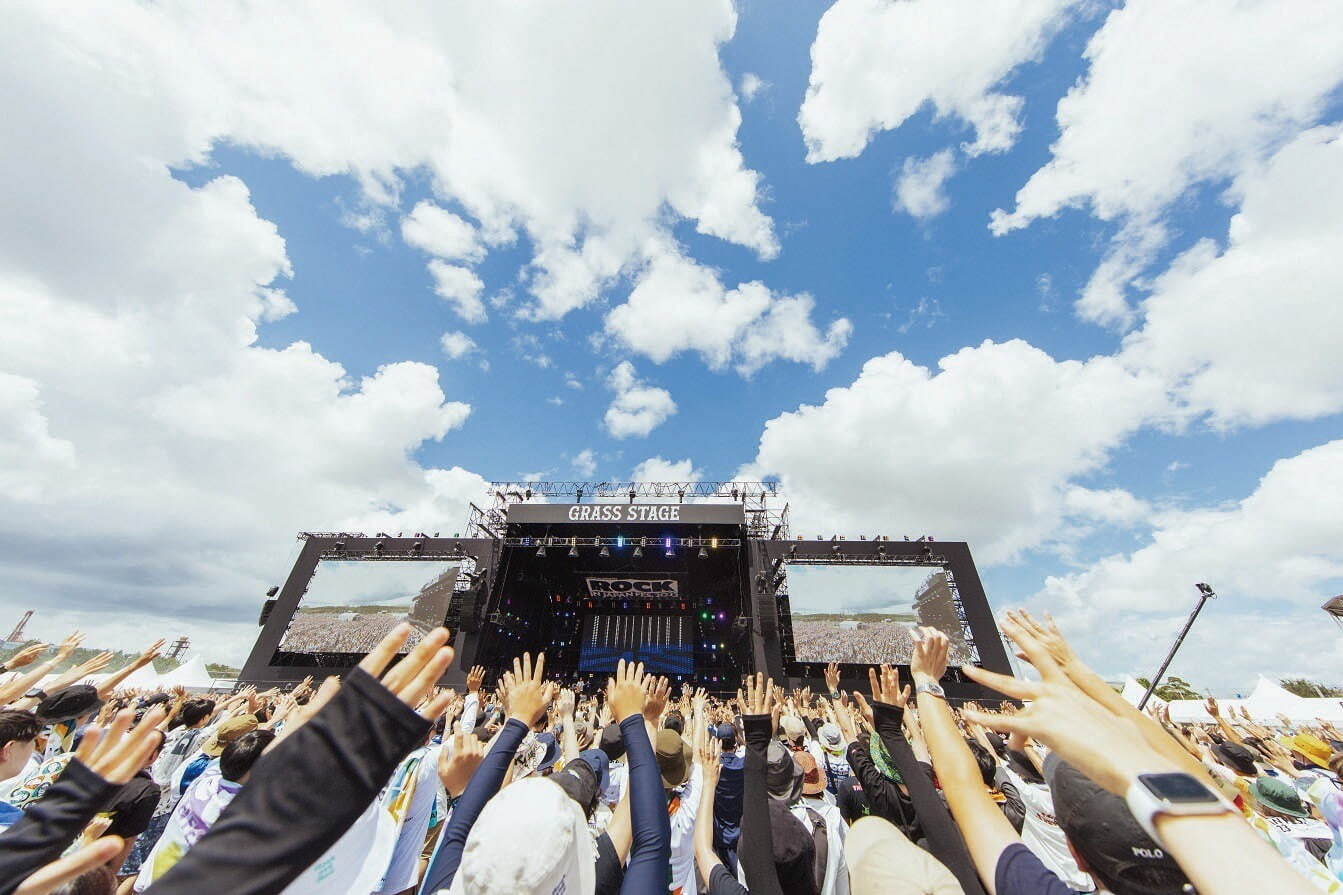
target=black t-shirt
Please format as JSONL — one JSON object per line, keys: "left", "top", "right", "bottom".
{"left": 835, "top": 776, "right": 869, "bottom": 824}
{"left": 995, "top": 843, "right": 1077, "bottom": 895}
{"left": 103, "top": 770, "right": 161, "bottom": 838}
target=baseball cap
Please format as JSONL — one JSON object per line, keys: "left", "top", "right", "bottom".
{"left": 36, "top": 686, "right": 104, "bottom": 724}
{"left": 817, "top": 723, "right": 844, "bottom": 755}
{"left": 534, "top": 732, "right": 560, "bottom": 774}
{"left": 845, "top": 816, "right": 964, "bottom": 895}
{"left": 599, "top": 723, "right": 625, "bottom": 762}
{"left": 796, "top": 751, "right": 827, "bottom": 797}
{"left": 574, "top": 748, "right": 610, "bottom": 795}
{"left": 780, "top": 715, "right": 807, "bottom": 744}
{"left": 1213, "top": 742, "right": 1259, "bottom": 777}
{"left": 766, "top": 739, "right": 803, "bottom": 803}
{"left": 202, "top": 715, "right": 259, "bottom": 757}
{"left": 656, "top": 729, "right": 691, "bottom": 789}
{"left": 451, "top": 777, "right": 596, "bottom": 895}
{"left": 1046, "top": 755, "right": 1190, "bottom": 895}
{"left": 551, "top": 759, "right": 599, "bottom": 817}
{"left": 1252, "top": 775, "right": 1309, "bottom": 818}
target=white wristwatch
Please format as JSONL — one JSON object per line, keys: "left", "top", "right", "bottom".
{"left": 1123, "top": 771, "right": 1232, "bottom": 845}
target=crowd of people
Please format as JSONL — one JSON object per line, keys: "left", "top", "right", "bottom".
{"left": 0, "top": 611, "right": 1341, "bottom": 894}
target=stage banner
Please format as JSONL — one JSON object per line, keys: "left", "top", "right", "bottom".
{"left": 585, "top": 577, "right": 679, "bottom": 598}
{"left": 506, "top": 502, "right": 746, "bottom": 525}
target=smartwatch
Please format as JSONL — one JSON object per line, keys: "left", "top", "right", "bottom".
{"left": 914, "top": 680, "right": 945, "bottom": 699}
{"left": 1124, "top": 771, "right": 1231, "bottom": 845}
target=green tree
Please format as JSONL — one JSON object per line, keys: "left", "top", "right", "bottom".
{"left": 1135, "top": 675, "right": 1202, "bottom": 701}
{"left": 1280, "top": 678, "right": 1343, "bottom": 698}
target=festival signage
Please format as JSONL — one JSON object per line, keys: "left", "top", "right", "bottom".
{"left": 585, "top": 577, "right": 680, "bottom": 598}
{"left": 505, "top": 502, "right": 746, "bottom": 525}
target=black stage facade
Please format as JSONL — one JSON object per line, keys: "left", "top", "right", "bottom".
{"left": 240, "top": 482, "right": 1014, "bottom": 701}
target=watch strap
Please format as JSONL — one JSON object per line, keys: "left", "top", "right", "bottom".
{"left": 914, "top": 681, "right": 945, "bottom": 699}
{"left": 1124, "top": 773, "right": 1231, "bottom": 847}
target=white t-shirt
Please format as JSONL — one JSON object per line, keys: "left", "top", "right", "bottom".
{"left": 668, "top": 764, "right": 702, "bottom": 894}
{"left": 996, "top": 765, "right": 1094, "bottom": 892}
{"left": 375, "top": 743, "right": 443, "bottom": 893}
{"left": 793, "top": 797, "right": 850, "bottom": 895}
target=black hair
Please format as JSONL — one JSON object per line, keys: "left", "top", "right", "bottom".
{"left": 964, "top": 738, "right": 997, "bottom": 788}
{"left": 662, "top": 711, "right": 684, "bottom": 735}
{"left": 0, "top": 710, "right": 40, "bottom": 749}
{"left": 52, "top": 864, "right": 116, "bottom": 895}
{"left": 219, "top": 729, "right": 275, "bottom": 781}
{"left": 168, "top": 698, "right": 215, "bottom": 731}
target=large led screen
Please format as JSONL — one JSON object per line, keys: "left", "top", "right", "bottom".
{"left": 579, "top": 614, "right": 693, "bottom": 676}
{"left": 277, "top": 560, "right": 461, "bottom": 654}
{"left": 786, "top": 565, "right": 976, "bottom": 665}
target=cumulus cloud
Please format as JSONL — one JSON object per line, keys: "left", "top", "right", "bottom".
{"left": 428, "top": 261, "right": 487, "bottom": 323}
{"left": 439, "top": 330, "right": 478, "bottom": 359}
{"left": 1035, "top": 440, "right": 1343, "bottom": 688}
{"left": 402, "top": 201, "right": 484, "bottom": 262}
{"left": 739, "top": 73, "right": 769, "bottom": 103}
{"left": 893, "top": 150, "right": 957, "bottom": 220}
{"left": 606, "top": 246, "right": 851, "bottom": 375}
{"left": 572, "top": 449, "right": 598, "bottom": 478}
{"left": 799, "top": 0, "right": 1083, "bottom": 162}
{"left": 748, "top": 340, "right": 1167, "bottom": 563}
{"left": 603, "top": 362, "right": 677, "bottom": 439}
{"left": 631, "top": 456, "right": 701, "bottom": 483}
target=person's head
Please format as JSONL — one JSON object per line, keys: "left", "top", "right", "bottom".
{"left": 1250, "top": 775, "right": 1310, "bottom": 820}
{"left": 845, "top": 816, "right": 964, "bottom": 894}
{"left": 51, "top": 864, "right": 116, "bottom": 895}
{"left": 817, "top": 723, "right": 844, "bottom": 756}
{"left": 766, "top": 739, "right": 803, "bottom": 803}
{"left": 1329, "top": 751, "right": 1343, "bottom": 778}
{"left": 1286, "top": 733, "right": 1333, "bottom": 769}
{"left": 764, "top": 799, "right": 818, "bottom": 895}
{"left": 202, "top": 714, "right": 259, "bottom": 758}
{"left": 1047, "top": 756, "right": 1190, "bottom": 894}
{"left": 169, "top": 698, "right": 216, "bottom": 731}
{"left": 964, "top": 738, "right": 996, "bottom": 788}
{"left": 662, "top": 710, "right": 684, "bottom": 735}
{"left": 550, "top": 758, "right": 600, "bottom": 818}
{"left": 219, "top": 729, "right": 275, "bottom": 783}
{"left": 796, "top": 751, "right": 828, "bottom": 798}
{"left": 599, "top": 723, "right": 625, "bottom": 762}
{"left": 780, "top": 715, "right": 807, "bottom": 747}
{"left": 715, "top": 721, "right": 739, "bottom": 750}
{"left": 36, "top": 685, "right": 103, "bottom": 727}
{"left": 655, "top": 729, "right": 691, "bottom": 790}
{"left": 1211, "top": 742, "right": 1259, "bottom": 778}
{"left": 455, "top": 777, "right": 596, "bottom": 894}
{"left": 0, "top": 709, "right": 41, "bottom": 779}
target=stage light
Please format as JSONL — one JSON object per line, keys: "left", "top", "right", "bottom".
{"left": 599, "top": 545, "right": 610, "bottom": 558}
{"left": 412, "top": 540, "right": 424, "bottom": 554}
{"left": 711, "top": 537, "right": 718, "bottom": 549}
{"left": 616, "top": 535, "right": 625, "bottom": 548}
{"left": 877, "top": 544, "right": 886, "bottom": 556}
{"left": 831, "top": 544, "right": 841, "bottom": 554}
{"left": 568, "top": 545, "right": 579, "bottom": 558}
{"left": 665, "top": 538, "right": 674, "bottom": 557}
{"left": 266, "top": 585, "right": 279, "bottom": 597}
{"left": 536, "top": 545, "right": 547, "bottom": 557}
{"left": 333, "top": 541, "right": 344, "bottom": 553}
{"left": 698, "top": 547, "right": 708, "bottom": 559}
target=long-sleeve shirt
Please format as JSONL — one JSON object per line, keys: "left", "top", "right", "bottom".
{"left": 738, "top": 715, "right": 783, "bottom": 895}
{"left": 0, "top": 759, "right": 117, "bottom": 895}
{"left": 145, "top": 667, "right": 431, "bottom": 895}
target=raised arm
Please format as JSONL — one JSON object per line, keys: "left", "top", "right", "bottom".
{"left": 614, "top": 661, "right": 672, "bottom": 893}
{"left": 738, "top": 674, "right": 784, "bottom": 895}
{"left": 95, "top": 640, "right": 166, "bottom": 698}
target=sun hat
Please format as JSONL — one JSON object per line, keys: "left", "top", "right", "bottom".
{"left": 1288, "top": 733, "right": 1333, "bottom": 769}
{"left": 817, "top": 723, "right": 844, "bottom": 755}
{"left": 1252, "top": 775, "right": 1309, "bottom": 818}
{"left": 201, "top": 715, "right": 258, "bottom": 757}
{"left": 451, "top": 777, "right": 596, "bottom": 894}
{"left": 36, "top": 686, "right": 104, "bottom": 724}
{"left": 766, "top": 739, "right": 803, "bottom": 803}
{"left": 845, "top": 816, "right": 964, "bottom": 894}
{"left": 796, "top": 751, "right": 828, "bottom": 797}
{"left": 1213, "top": 741, "right": 1259, "bottom": 777}
{"left": 656, "top": 729, "right": 692, "bottom": 789}
{"left": 780, "top": 715, "right": 807, "bottom": 744}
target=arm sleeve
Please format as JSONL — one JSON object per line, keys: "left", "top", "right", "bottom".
{"left": 708, "top": 863, "right": 750, "bottom": 895}
{"left": 872, "top": 702, "right": 987, "bottom": 895}
{"left": 618, "top": 716, "right": 671, "bottom": 894}
{"left": 145, "top": 668, "right": 430, "bottom": 895}
{"left": 457, "top": 693, "right": 480, "bottom": 735}
{"left": 738, "top": 715, "right": 783, "bottom": 895}
{"left": 0, "top": 760, "right": 118, "bottom": 895}
{"left": 418, "top": 718, "right": 528, "bottom": 895}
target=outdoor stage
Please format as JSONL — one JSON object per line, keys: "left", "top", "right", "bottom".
{"left": 240, "top": 482, "right": 1013, "bottom": 700}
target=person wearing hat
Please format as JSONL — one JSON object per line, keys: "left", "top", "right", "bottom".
{"left": 845, "top": 816, "right": 964, "bottom": 895}
{"left": 1286, "top": 733, "right": 1335, "bottom": 772}
{"left": 713, "top": 720, "right": 745, "bottom": 873}
{"left": 815, "top": 723, "right": 852, "bottom": 797}
{"left": 794, "top": 751, "right": 850, "bottom": 895}
{"left": 1243, "top": 774, "right": 1342, "bottom": 889}
{"left": 658, "top": 725, "right": 702, "bottom": 895}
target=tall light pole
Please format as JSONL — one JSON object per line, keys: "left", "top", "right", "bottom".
{"left": 1138, "top": 583, "right": 1216, "bottom": 710}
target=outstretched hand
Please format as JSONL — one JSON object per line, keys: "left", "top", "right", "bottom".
{"left": 867, "top": 664, "right": 910, "bottom": 708}
{"left": 499, "top": 651, "right": 556, "bottom": 726}
{"left": 643, "top": 675, "right": 670, "bottom": 724}
{"left": 909, "top": 626, "right": 949, "bottom": 683}
{"left": 357, "top": 623, "right": 456, "bottom": 719}
{"left": 824, "top": 662, "right": 841, "bottom": 694}
{"left": 606, "top": 659, "right": 649, "bottom": 722}
{"left": 738, "top": 672, "right": 778, "bottom": 720}
{"left": 438, "top": 731, "right": 487, "bottom": 797}
{"left": 75, "top": 706, "right": 167, "bottom": 785}
{"left": 5, "top": 643, "right": 48, "bottom": 670}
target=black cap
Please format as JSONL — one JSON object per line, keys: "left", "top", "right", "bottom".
{"left": 1046, "top": 755, "right": 1190, "bottom": 895}
{"left": 36, "top": 685, "right": 103, "bottom": 724}
{"left": 599, "top": 723, "right": 626, "bottom": 762}
{"left": 550, "top": 760, "right": 599, "bottom": 817}
{"left": 1213, "top": 742, "right": 1258, "bottom": 777}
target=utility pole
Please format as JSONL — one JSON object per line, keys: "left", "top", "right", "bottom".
{"left": 1138, "top": 583, "right": 1216, "bottom": 710}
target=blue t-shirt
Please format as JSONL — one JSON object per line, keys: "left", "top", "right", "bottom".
{"left": 996, "top": 843, "right": 1080, "bottom": 895}
{"left": 0, "top": 801, "right": 22, "bottom": 832}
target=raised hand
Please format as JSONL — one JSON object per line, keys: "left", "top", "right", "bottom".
{"left": 131, "top": 639, "right": 166, "bottom": 670}
{"left": 15, "top": 835, "right": 126, "bottom": 895}
{"left": 74, "top": 651, "right": 114, "bottom": 677}
{"left": 643, "top": 675, "right": 670, "bottom": 724}
{"left": 910, "top": 626, "right": 949, "bottom": 684}
{"left": 498, "top": 651, "right": 555, "bottom": 726}
{"left": 75, "top": 706, "right": 167, "bottom": 784}
{"left": 1204, "top": 697, "right": 1220, "bottom": 718}
{"left": 438, "top": 731, "right": 488, "bottom": 797}
{"left": 691, "top": 687, "right": 707, "bottom": 720}
{"left": 692, "top": 708, "right": 722, "bottom": 787}
{"left": 824, "top": 662, "right": 840, "bottom": 694}
{"left": 1006, "top": 609, "right": 1076, "bottom": 667}
{"left": 606, "top": 659, "right": 648, "bottom": 722}
{"left": 357, "top": 623, "right": 456, "bottom": 719}
{"left": 466, "top": 665, "right": 485, "bottom": 693}
{"left": 55, "top": 632, "right": 85, "bottom": 661}
{"left": 737, "top": 672, "right": 777, "bottom": 719}
{"left": 5, "top": 643, "right": 48, "bottom": 670}
{"left": 556, "top": 687, "right": 576, "bottom": 717}
{"left": 867, "top": 664, "right": 911, "bottom": 708}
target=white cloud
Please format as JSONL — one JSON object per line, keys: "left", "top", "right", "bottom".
{"left": 1036, "top": 440, "right": 1343, "bottom": 689}
{"left": 992, "top": 0, "right": 1343, "bottom": 234}
{"left": 631, "top": 456, "right": 701, "bottom": 483}
{"left": 749, "top": 340, "right": 1167, "bottom": 563}
{"left": 0, "top": 374, "right": 77, "bottom": 503}
{"left": 603, "top": 361, "right": 677, "bottom": 439}
{"left": 439, "top": 330, "right": 477, "bottom": 359}
{"left": 606, "top": 246, "right": 851, "bottom": 375}
{"left": 1119, "top": 126, "right": 1343, "bottom": 427}
{"left": 799, "top": 0, "right": 1082, "bottom": 162}
{"left": 572, "top": 449, "right": 598, "bottom": 478}
{"left": 402, "top": 201, "right": 484, "bottom": 262}
{"left": 428, "top": 260, "right": 487, "bottom": 323}
{"left": 564, "top": 373, "right": 584, "bottom": 390}
{"left": 1062, "top": 486, "right": 1150, "bottom": 527}
{"left": 739, "top": 73, "right": 769, "bottom": 103}
{"left": 893, "top": 150, "right": 957, "bottom": 219}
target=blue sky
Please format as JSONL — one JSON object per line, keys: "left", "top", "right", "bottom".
{"left": 4, "top": 0, "right": 1343, "bottom": 691}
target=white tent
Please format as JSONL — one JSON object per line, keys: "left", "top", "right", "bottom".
{"left": 156, "top": 655, "right": 218, "bottom": 691}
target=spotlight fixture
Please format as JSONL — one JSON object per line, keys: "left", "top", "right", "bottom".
{"left": 665, "top": 537, "right": 675, "bottom": 557}
{"left": 525, "top": 488, "right": 533, "bottom": 499}
{"left": 599, "top": 545, "right": 610, "bottom": 558}
{"left": 265, "top": 585, "right": 279, "bottom": 597}
{"left": 710, "top": 537, "right": 718, "bottom": 549}
{"left": 1195, "top": 582, "right": 1216, "bottom": 598}
{"left": 629, "top": 489, "right": 637, "bottom": 504}
{"left": 412, "top": 540, "right": 424, "bottom": 554}
{"left": 536, "top": 544, "right": 547, "bottom": 558}
{"left": 877, "top": 544, "right": 886, "bottom": 557}
{"left": 698, "top": 546, "right": 708, "bottom": 559}
{"left": 788, "top": 544, "right": 797, "bottom": 557}
{"left": 576, "top": 488, "right": 584, "bottom": 503}
{"left": 374, "top": 540, "right": 385, "bottom": 554}
{"left": 920, "top": 544, "right": 933, "bottom": 560}
{"left": 568, "top": 544, "right": 579, "bottom": 558}
{"left": 633, "top": 540, "right": 644, "bottom": 558}
{"left": 333, "top": 541, "right": 345, "bottom": 553}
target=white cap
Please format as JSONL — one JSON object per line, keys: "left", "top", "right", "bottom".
{"left": 448, "top": 778, "right": 596, "bottom": 895}
{"left": 846, "top": 816, "right": 964, "bottom": 895}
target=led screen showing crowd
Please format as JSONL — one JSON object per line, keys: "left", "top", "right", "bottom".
{"left": 277, "top": 560, "right": 462, "bottom": 654}
{"left": 786, "top": 564, "right": 977, "bottom": 665}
